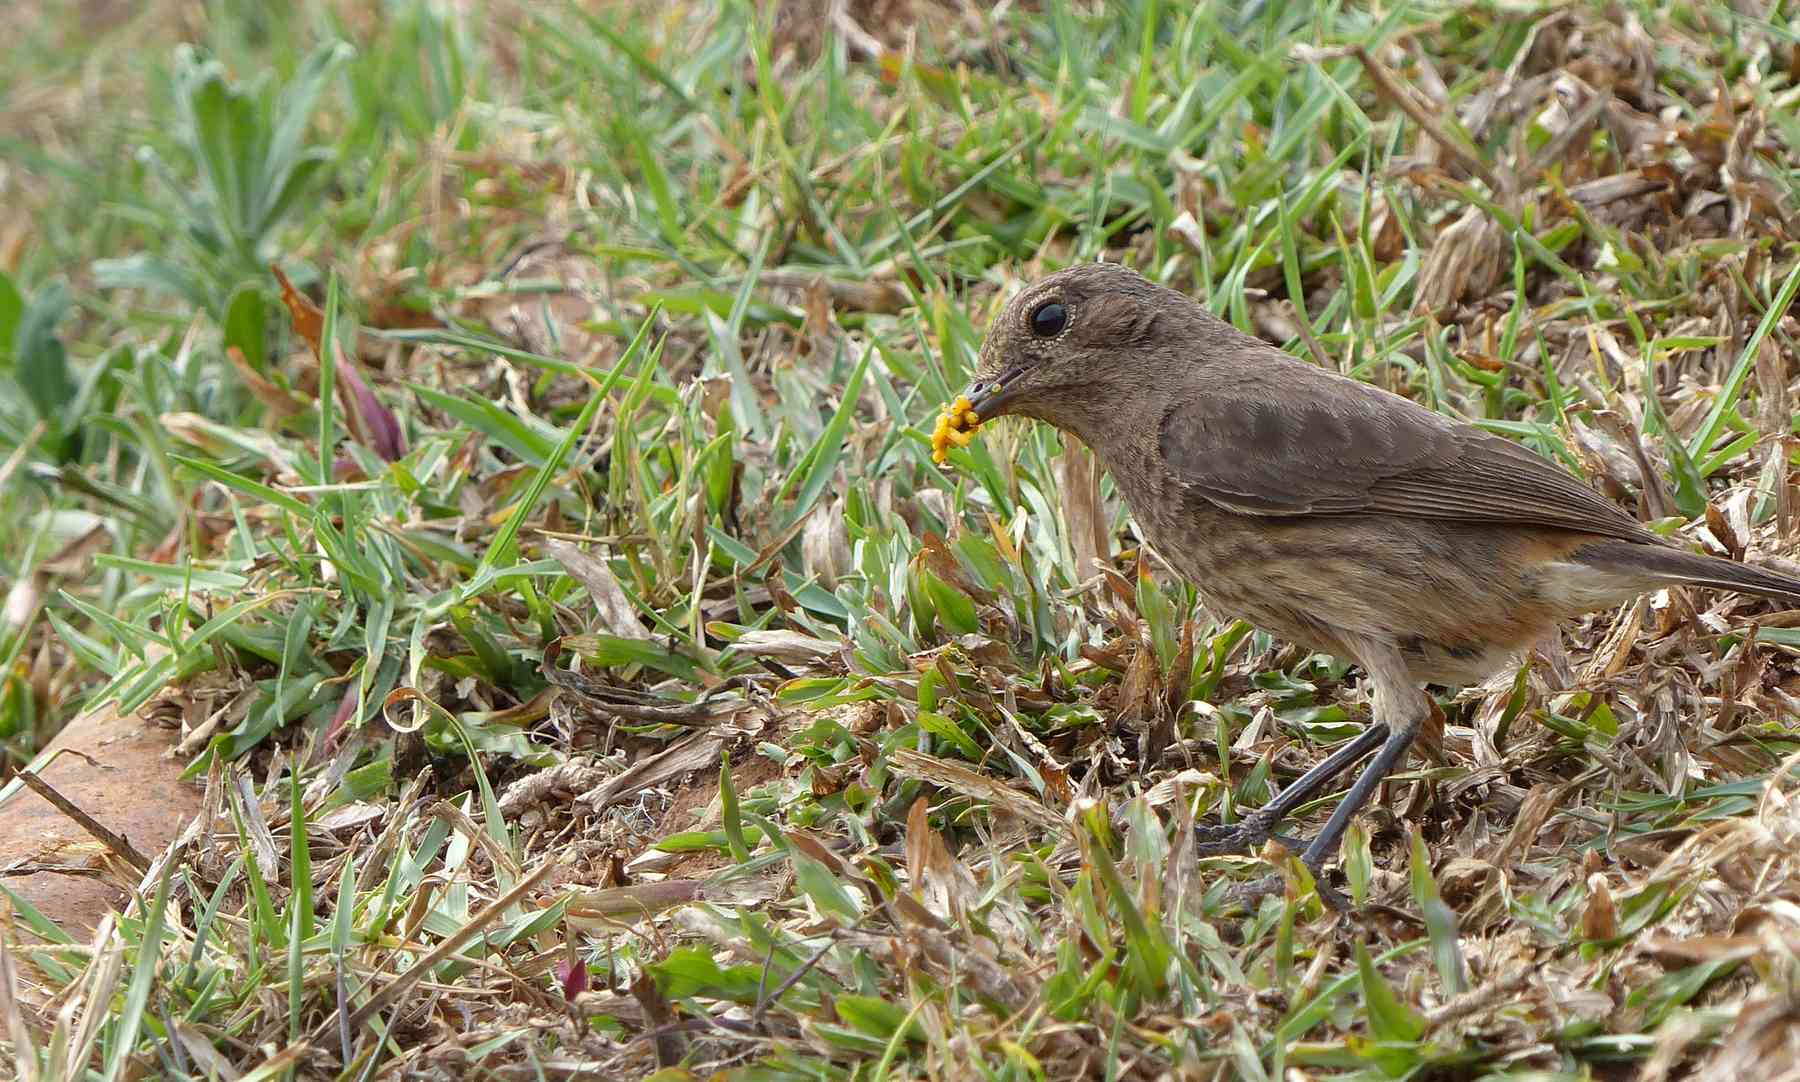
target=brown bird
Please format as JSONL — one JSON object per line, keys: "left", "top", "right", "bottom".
{"left": 939, "top": 261, "right": 1800, "bottom": 906}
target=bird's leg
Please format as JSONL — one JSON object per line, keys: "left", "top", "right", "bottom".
{"left": 1193, "top": 722, "right": 1389, "bottom": 856}
{"left": 1296, "top": 648, "right": 1426, "bottom": 872}
{"left": 1218, "top": 642, "right": 1427, "bottom": 910}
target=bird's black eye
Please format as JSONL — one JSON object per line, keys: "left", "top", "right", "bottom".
{"left": 1028, "top": 301, "right": 1067, "bottom": 338}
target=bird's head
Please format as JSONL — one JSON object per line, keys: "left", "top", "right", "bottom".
{"left": 931, "top": 262, "right": 1182, "bottom": 463}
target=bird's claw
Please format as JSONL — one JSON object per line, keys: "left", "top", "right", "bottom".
{"left": 1195, "top": 828, "right": 1310, "bottom": 857}
{"left": 1197, "top": 814, "right": 1353, "bottom": 912}
{"left": 1193, "top": 807, "right": 1295, "bottom": 857}
{"left": 1218, "top": 865, "right": 1353, "bottom": 913}
{"left": 1195, "top": 810, "right": 1281, "bottom": 853}
{"left": 1307, "top": 872, "right": 1353, "bottom": 912}
{"left": 1219, "top": 873, "right": 1283, "bottom": 907}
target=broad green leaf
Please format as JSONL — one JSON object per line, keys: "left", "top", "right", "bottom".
{"left": 1354, "top": 939, "right": 1426, "bottom": 1044}
{"left": 14, "top": 280, "right": 75, "bottom": 425}
{"left": 91, "top": 255, "right": 210, "bottom": 308}
{"left": 409, "top": 383, "right": 557, "bottom": 465}
{"left": 835, "top": 995, "right": 924, "bottom": 1042}
{"left": 0, "top": 269, "right": 22, "bottom": 359}
{"left": 223, "top": 282, "right": 269, "bottom": 370}
{"left": 1408, "top": 830, "right": 1466, "bottom": 996}
{"left": 790, "top": 848, "right": 861, "bottom": 921}
{"left": 647, "top": 946, "right": 762, "bottom": 1002}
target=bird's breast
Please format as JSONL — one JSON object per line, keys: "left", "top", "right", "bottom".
{"left": 1102, "top": 467, "right": 1581, "bottom": 688}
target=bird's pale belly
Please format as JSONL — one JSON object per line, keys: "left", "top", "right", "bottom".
{"left": 1139, "top": 503, "right": 1588, "bottom": 687}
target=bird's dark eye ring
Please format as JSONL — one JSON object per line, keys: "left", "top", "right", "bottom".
{"left": 1028, "top": 300, "right": 1067, "bottom": 338}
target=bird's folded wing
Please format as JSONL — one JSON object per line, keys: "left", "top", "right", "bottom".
{"left": 1156, "top": 368, "right": 1660, "bottom": 544}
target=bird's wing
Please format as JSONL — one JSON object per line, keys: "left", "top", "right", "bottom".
{"left": 1157, "top": 361, "right": 1660, "bottom": 543}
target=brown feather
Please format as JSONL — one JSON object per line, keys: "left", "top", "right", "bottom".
{"left": 1156, "top": 338, "right": 1662, "bottom": 545}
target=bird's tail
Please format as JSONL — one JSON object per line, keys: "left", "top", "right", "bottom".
{"left": 1574, "top": 540, "right": 1800, "bottom": 608}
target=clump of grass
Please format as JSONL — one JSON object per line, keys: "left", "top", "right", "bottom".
{"left": 2, "top": 1, "right": 1800, "bottom": 1079}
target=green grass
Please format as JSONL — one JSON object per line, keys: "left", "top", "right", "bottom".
{"left": 3, "top": 0, "right": 1800, "bottom": 1078}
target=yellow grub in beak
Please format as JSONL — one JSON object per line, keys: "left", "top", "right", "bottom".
{"left": 930, "top": 395, "right": 983, "bottom": 464}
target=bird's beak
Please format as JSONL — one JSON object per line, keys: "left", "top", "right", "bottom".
{"left": 962, "top": 364, "right": 1027, "bottom": 419}
{"left": 932, "top": 365, "right": 1029, "bottom": 465}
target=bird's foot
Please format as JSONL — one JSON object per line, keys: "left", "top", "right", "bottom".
{"left": 1219, "top": 863, "right": 1353, "bottom": 913}
{"left": 1193, "top": 807, "right": 1304, "bottom": 857}
{"left": 1197, "top": 809, "right": 1355, "bottom": 911}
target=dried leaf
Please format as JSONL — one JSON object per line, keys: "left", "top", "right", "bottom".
{"left": 271, "top": 264, "right": 323, "bottom": 356}
{"left": 542, "top": 539, "right": 653, "bottom": 641}
{"left": 564, "top": 880, "right": 705, "bottom": 926}
{"left": 578, "top": 731, "right": 725, "bottom": 815}
{"left": 731, "top": 629, "right": 839, "bottom": 665}
{"left": 331, "top": 342, "right": 406, "bottom": 462}
{"left": 1579, "top": 872, "right": 1618, "bottom": 940}
{"left": 887, "top": 747, "right": 1066, "bottom": 834}
{"left": 1416, "top": 206, "right": 1504, "bottom": 312}
{"left": 1059, "top": 436, "right": 1107, "bottom": 580}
